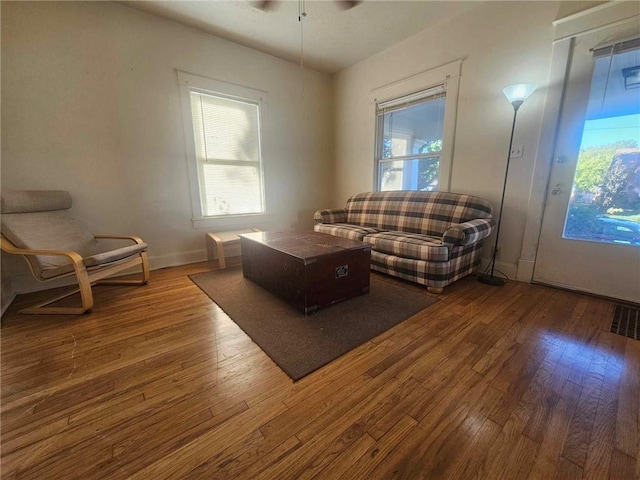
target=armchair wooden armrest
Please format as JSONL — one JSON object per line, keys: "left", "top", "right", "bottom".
{"left": 1, "top": 236, "right": 93, "bottom": 314}
{"left": 93, "top": 235, "right": 146, "bottom": 245}
{"left": 1, "top": 236, "right": 84, "bottom": 264}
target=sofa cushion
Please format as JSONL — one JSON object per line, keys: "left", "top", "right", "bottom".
{"left": 370, "top": 243, "right": 482, "bottom": 288}
{"left": 314, "top": 223, "right": 383, "bottom": 242}
{"left": 346, "top": 191, "right": 493, "bottom": 237}
{"left": 363, "top": 231, "right": 449, "bottom": 262}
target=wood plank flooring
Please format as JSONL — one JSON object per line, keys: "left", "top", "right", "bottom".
{"left": 1, "top": 260, "right": 638, "bottom": 479}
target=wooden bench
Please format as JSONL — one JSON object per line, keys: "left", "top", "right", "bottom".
{"left": 206, "top": 228, "right": 261, "bottom": 269}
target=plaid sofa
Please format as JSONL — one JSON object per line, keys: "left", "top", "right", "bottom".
{"left": 313, "top": 191, "right": 494, "bottom": 291}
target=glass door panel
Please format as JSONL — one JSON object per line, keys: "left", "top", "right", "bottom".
{"left": 533, "top": 23, "right": 640, "bottom": 303}
{"left": 563, "top": 47, "right": 640, "bottom": 246}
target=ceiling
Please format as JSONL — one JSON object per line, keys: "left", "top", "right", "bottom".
{"left": 119, "top": 0, "right": 483, "bottom": 74}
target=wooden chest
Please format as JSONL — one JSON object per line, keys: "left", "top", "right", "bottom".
{"left": 239, "top": 231, "right": 372, "bottom": 314}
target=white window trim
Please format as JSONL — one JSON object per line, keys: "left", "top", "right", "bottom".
{"left": 551, "top": 1, "right": 640, "bottom": 43}
{"left": 369, "top": 59, "right": 462, "bottom": 192}
{"left": 177, "top": 70, "right": 273, "bottom": 230}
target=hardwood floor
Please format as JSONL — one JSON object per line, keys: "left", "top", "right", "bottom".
{"left": 1, "top": 261, "right": 638, "bottom": 479}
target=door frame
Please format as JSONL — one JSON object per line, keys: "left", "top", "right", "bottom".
{"left": 516, "top": 1, "right": 640, "bottom": 283}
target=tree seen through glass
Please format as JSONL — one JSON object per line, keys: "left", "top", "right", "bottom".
{"left": 378, "top": 95, "right": 445, "bottom": 192}
{"left": 564, "top": 119, "right": 640, "bottom": 246}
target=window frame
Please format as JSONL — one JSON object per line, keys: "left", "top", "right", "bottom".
{"left": 178, "top": 71, "right": 271, "bottom": 229}
{"left": 370, "top": 60, "right": 462, "bottom": 192}
{"left": 375, "top": 89, "right": 446, "bottom": 191}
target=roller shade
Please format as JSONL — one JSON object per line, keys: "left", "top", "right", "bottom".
{"left": 592, "top": 37, "right": 640, "bottom": 58}
{"left": 190, "top": 91, "right": 260, "bottom": 163}
{"left": 189, "top": 90, "right": 264, "bottom": 217}
{"left": 377, "top": 84, "right": 446, "bottom": 115}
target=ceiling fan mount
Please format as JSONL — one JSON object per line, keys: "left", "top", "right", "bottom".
{"left": 257, "top": 0, "right": 361, "bottom": 12}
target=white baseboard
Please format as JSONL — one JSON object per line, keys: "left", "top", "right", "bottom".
{"left": 516, "top": 259, "right": 535, "bottom": 283}
{"left": 495, "top": 259, "right": 518, "bottom": 281}
{"left": 479, "top": 257, "right": 518, "bottom": 281}
{"left": 148, "top": 249, "right": 208, "bottom": 270}
{"left": 1, "top": 293, "right": 17, "bottom": 317}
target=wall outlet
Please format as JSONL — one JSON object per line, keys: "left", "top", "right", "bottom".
{"left": 510, "top": 144, "right": 524, "bottom": 158}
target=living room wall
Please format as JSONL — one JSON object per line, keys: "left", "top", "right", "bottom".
{"left": 1, "top": 1, "right": 334, "bottom": 293}
{"left": 331, "top": 1, "right": 597, "bottom": 279}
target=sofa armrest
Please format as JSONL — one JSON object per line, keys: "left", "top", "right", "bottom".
{"left": 314, "top": 208, "right": 348, "bottom": 224}
{"left": 443, "top": 219, "right": 494, "bottom": 246}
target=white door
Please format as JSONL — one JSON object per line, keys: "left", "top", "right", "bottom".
{"left": 533, "top": 23, "right": 640, "bottom": 303}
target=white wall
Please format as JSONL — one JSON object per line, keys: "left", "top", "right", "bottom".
{"left": 1, "top": 1, "right": 333, "bottom": 292}
{"left": 332, "top": 1, "right": 580, "bottom": 278}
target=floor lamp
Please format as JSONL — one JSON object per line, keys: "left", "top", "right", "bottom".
{"left": 478, "top": 83, "right": 537, "bottom": 286}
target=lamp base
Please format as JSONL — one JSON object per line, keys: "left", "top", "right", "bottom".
{"left": 478, "top": 273, "right": 507, "bottom": 286}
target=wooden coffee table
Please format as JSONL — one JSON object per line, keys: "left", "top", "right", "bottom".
{"left": 239, "top": 231, "right": 372, "bottom": 314}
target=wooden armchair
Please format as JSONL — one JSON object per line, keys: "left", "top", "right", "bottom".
{"left": 1, "top": 190, "right": 150, "bottom": 314}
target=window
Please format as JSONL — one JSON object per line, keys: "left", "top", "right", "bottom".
{"left": 178, "top": 71, "right": 267, "bottom": 227}
{"left": 371, "top": 60, "right": 461, "bottom": 192}
{"left": 375, "top": 86, "right": 446, "bottom": 191}
{"left": 190, "top": 91, "right": 264, "bottom": 216}
{"left": 562, "top": 38, "right": 640, "bottom": 246}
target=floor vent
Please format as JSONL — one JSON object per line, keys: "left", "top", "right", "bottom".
{"left": 611, "top": 305, "right": 640, "bottom": 341}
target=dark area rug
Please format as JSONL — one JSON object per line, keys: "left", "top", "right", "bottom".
{"left": 189, "top": 267, "right": 438, "bottom": 380}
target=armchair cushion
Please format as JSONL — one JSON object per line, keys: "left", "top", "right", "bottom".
{"left": 2, "top": 210, "right": 98, "bottom": 274}
{"left": 83, "top": 243, "right": 148, "bottom": 268}
{"left": 1, "top": 190, "right": 72, "bottom": 213}
{"left": 39, "top": 242, "right": 149, "bottom": 279}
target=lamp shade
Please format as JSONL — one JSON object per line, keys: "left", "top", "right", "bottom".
{"left": 503, "top": 84, "right": 537, "bottom": 105}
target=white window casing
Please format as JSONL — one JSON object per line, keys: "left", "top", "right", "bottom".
{"left": 370, "top": 59, "right": 462, "bottom": 192}
{"left": 177, "top": 71, "right": 272, "bottom": 229}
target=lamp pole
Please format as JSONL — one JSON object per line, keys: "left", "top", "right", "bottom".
{"left": 479, "top": 84, "right": 536, "bottom": 286}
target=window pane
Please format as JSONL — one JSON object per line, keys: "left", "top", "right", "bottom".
{"left": 201, "top": 163, "right": 263, "bottom": 216}
{"left": 379, "top": 157, "right": 440, "bottom": 192}
{"left": 376, "top": 91, "right": 445, "bottom": 192}
{"left": 190, "top": 92, "right": 260, "bottom": 163}
{"left": 381, "top": 96, "right": 445, "bottom": 159}
{"left": 189, "top": 89, "right": 266, "bottom": 218}
{"left": 563, "top": 46, "right": 640, "bottom": 247}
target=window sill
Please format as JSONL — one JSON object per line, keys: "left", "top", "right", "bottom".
{"left": 191, "top": 213, "right": 275, "bottom": 230}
